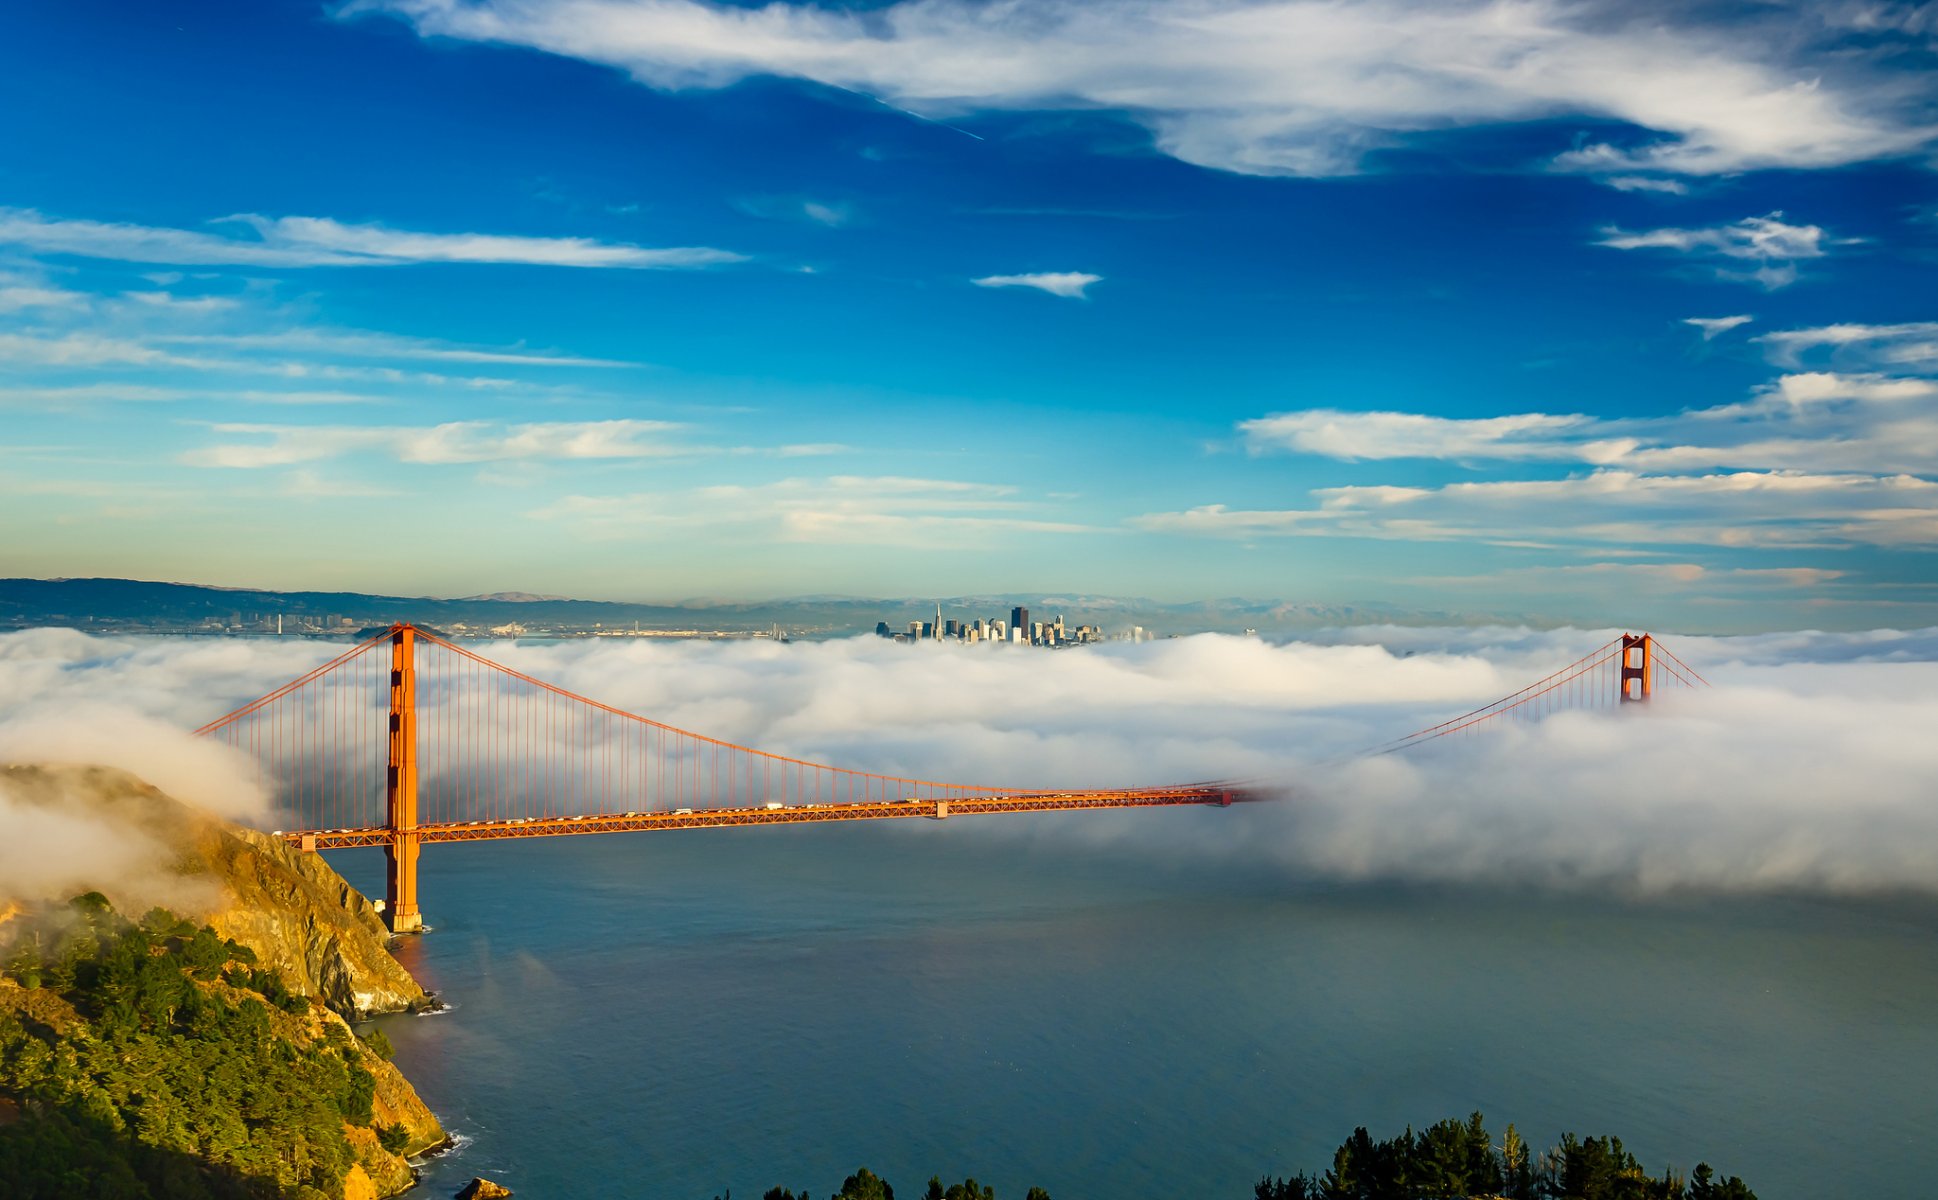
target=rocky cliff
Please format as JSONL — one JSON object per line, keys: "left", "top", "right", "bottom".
{"left": 0, "top": 763, "right": 426, "bottom": 1017}
{"left": 0, "top": 762, "right": 449, "bottom": 1198}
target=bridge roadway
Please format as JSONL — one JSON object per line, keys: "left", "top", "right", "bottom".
{"left": 279, "top": 785, "right": 1245, "bottom": 851}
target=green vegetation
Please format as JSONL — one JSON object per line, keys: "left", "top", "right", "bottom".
{"left": 734, "top": 1114, "right": 1752, "bottom": 1200}
{"left": 1254, "top": 1112, "right": 1756, "bottom": 1200}
{"left": 0, "top": 895, "right": 390, "bottom": 1199}
{"left": 733, "top": 1171, "right": 1053, "bottom": 1200}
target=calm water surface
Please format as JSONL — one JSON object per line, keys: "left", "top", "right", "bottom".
{"left": 332, "top": 813, "right": 1938, "bottom": 1199}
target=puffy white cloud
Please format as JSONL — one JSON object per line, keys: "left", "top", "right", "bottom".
{"left": 0, "top": 207, "right": 743, "bottom": 270}
{"left": 358, "top": 0, "right": 1938, "bottom": 178}
{"left": 972, "top": 272, "right": 1103, "bottom": 298}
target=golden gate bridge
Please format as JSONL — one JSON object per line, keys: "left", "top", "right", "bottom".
{"left": 194, "top": 624, "right": 1706, "bottom": 932}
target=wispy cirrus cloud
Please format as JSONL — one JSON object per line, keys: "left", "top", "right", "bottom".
{"left": 1239, "top": 410, "right": 1625, "bottom": 464}
{"left": 184, "top": 418, "right": 690, "bottom": 468}
{"left": 732, "top": 196, "right": 855, "bottom": 227}
{"left": 359, "top": 0, "right": 1938, "bottom": 178}
{"left": 972, "top": 272, "right": 1102, "bottom": 299}
{"left": 1597, "top": 213, "right": 1838, "bottom": 289}
{"left": 533, "top": 475, "right": 1096, "bottom": 544}
{"left": 1684, "top": 315, "right": 1754, "bottom": 340}
{"left": 148, "top": 328, "right": 632, "bottom": 367}
{"left": 0, "top": 208, "right": 744, "bottom": 270}
{"left": 0, "top": 332, "right": 226, "bottom": 370}
{"left": 0, "top": 283, "right": 89, "bottom": 313}
{"left": 0, "top": 325, "right": 627, "bottom": 381}
{"left": 1756, "top": 322, "right": 1938, "bottom": 373}
{"left": 1602, "top": 176, "right": 1691, "bottom": 195}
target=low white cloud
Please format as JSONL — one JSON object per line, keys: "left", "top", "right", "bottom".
{"left": 1684, "top": 315, "right": 1754, "bottom": 340}
{"left": 1413, "top": 562, "right": 1845, "bottom": 590}
{"left": 0, "top": 207, "right": 743, "bottom": 270}
{"left": 972, "top": 272, "right": 1102, "bottom": 299}
{"left": 1135, "top": 468, "right": 1938, "bottom": 550}
{"left": 7, "top": 625, "right": 1938, "bottom": 897}
{"left": 1239, "top": 410, "right": 1619, "bottom": 463}
{"left": 1236, "top": 349, "right": 1938, "bottom": 478}
{"left": 359, "top": 0, "right": 1938, "bottom": 179}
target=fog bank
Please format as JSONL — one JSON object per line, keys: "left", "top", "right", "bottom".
{"left": 2, "top": 625, "right": 1934, "bottom": 897}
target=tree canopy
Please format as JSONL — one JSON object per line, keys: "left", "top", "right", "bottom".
{"left": 0, "top": 897, "right": 390, "bottom": 1200}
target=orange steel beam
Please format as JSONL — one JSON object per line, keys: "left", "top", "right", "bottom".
{"left": 278, "top": 786, "right": 1249, "bottom": 850}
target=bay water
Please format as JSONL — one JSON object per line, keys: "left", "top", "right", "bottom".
{"left": 333, "top": 811, "right": 1938, "bottom": 1199}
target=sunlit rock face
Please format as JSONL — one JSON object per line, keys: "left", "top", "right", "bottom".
{"left": 0, "top": 762, "right": 449, "bottom": 1196}
{"left": 0, "top": 762, "right": 427, "bottom": 1016}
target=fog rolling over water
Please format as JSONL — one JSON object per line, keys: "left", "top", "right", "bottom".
{"left": 7, "top": 624, "right": 1938, "bottom": 897}
{"left": 3, "top": 626, "right": 1937, "bottom": 1196}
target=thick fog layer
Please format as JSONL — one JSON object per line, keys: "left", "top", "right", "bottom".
{"left": 2, "top": 624, "right": 1934, "bottom": 898}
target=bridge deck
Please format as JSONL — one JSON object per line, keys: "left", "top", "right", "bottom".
{"left": 279, "top": 786, "right": 1242, "bottom": 849}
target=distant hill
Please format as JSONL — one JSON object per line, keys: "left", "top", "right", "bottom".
{"left": 0, "top": 576, "right": 1504, "bottom": 637}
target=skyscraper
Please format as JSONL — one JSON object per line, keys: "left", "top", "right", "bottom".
{"left": 1011, "top": 606, "right": 1029, "bottom": 639}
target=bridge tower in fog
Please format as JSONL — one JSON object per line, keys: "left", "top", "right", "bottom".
{"left": 1619, "top": 633, "right": 1653, "bottom": 704}
{"left": 385, "top": 625, "right": 424, "bottom": 933}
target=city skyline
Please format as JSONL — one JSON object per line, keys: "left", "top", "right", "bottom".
{"left": 3, "top": 2, "right": 1937, "bottom": 630}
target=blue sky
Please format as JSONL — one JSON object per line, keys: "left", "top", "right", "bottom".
{"left": 2, "top": 0, "right": 1935, "bottom": 628}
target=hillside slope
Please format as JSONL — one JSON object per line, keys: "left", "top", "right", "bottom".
{"left": 0, "top": 765, "right": 447, "bottom": 1198}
